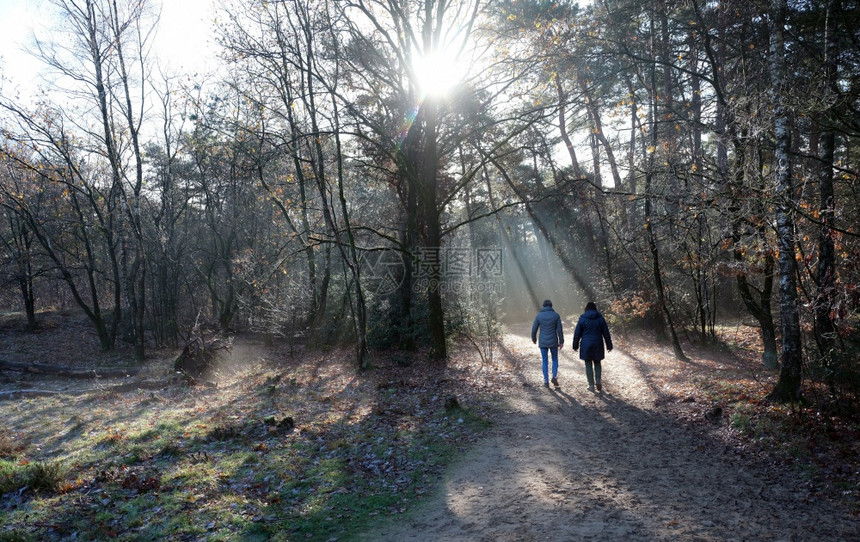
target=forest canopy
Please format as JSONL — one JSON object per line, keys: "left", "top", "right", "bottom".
{"left": 1, "top": 0, "right": 859, "bottom": 405}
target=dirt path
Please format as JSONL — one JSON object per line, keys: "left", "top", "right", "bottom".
{"left": 359, "top": 332, "right": 859, "bottom": 541}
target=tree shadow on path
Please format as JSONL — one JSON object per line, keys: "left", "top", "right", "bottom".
{"left": 359, "top": 331, "right": 859, "bottom": 541}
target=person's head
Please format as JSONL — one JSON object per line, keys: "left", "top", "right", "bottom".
{"left": 543, "top": 299, "right": 553, "bottom": 307}
{"left": 585, "top": 301, "right": 597, "bottom": 312}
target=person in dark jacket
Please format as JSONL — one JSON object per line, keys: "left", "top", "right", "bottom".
{"left": 531, "top": 299, "right": 564, "bottom": 388}
{"left": 572, "top": 301, "right": 613, "bottom": 392}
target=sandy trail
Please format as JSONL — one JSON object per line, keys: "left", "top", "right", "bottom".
{"left": 359, "top": 332, "right": 858, "bottom": 541}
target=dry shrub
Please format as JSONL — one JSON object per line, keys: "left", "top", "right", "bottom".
{"left": 174, "top": 334, "right": 232, "bottom": 380}
{"left": 0, "top": 460, "right": 64, "bottom": 494}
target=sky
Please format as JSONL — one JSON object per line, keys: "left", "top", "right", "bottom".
{"left": 0, "top": 0, "right": 217, "bottom": 96}
{"left": 0, "top": 0, "right": 43, "bottom": 91}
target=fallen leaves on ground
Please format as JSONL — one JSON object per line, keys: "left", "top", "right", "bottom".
{"left": 0, "top": 312, "right": 517, "bottom": 541}
{"left": 1, "top": 314, "right": 858, "bottom": 542}
{"left": 619, "top": 326, "right": 860, "bottom": 511}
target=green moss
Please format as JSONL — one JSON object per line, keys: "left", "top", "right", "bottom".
{"left": 0, "top": 531, "right": 37, "bottom": 542}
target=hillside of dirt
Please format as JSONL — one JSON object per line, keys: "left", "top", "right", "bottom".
{"left": 1, "top": 312, "right": 858, "bottom": 540}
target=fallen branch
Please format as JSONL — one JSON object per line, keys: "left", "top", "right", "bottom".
{"left": 0, "top": 359, "right": 139, "bottom": 379}
{"left": 0, "top": 379, "right": 173, "bottom": 401}
{"left": 0, "top": 389, "right": 64, "bottom": 399}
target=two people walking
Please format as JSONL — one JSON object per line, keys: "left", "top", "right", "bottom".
{"left": 531, "top": 300, "right": 613, "bottom": 391}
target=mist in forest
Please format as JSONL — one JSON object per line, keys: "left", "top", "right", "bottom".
{"left": 464, "top": 208, "right": 587, "bottom": 327}
{"left": 500, "top": 239, "right": 584, "bottom": 325}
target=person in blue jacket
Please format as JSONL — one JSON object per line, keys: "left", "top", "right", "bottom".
{"left": 531, "top": 299, "right": 564, "bottom": 388}
{"left": 572, "top": 301, "right": 613, "bottom": 392}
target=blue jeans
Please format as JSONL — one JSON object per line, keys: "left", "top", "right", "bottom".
{"left": 540, "top": 347, "right": 558, "bottom": 383}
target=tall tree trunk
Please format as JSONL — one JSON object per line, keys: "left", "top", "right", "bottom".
{"left": 813, "top": 0, "right": 840, "bottom": 394}
{"left": 625, "top": 77, "right": 640, "bottom": 238}
{"left": 397, "top": 80, "right": 422, "bottom": 352}
{"left": 20, "top": 235, "right": 37, "bottom": 330}
{"left": 110, "top": 0, "right": 147, "bottom": 360}
{"left": 698, "top": 0, "right": 779, "bottom": 367}
{"left": 424, "top": 97, "right": 447, "bottom": 360}
{"left": 399, "top": 169, "right": 418, "bottom": 351}
{"left": 734, "top": 238, "right": 779, "bottom": 368}
{"left": 689, "top": 27, "right": 714, "bottom": 342}
{"left": 578, "top": 74, "right": 624, "bottom": 189}
{"left": 312, "top": 3, "right": 369, "bottom": 368}
{"left": 421, "top": 0, "right": 447, "bottom": 361}
{"left": 731, "top": 135, "right": 780, "bottom": 368}
{"left": 647, "top": 13, "right": 688, "bottom": 361}
{"left": 272, "top": 18, "right": 319, "bottom": 327}
{"left": 644, "top": 179, "right": 688, "bottom": 362}
{"left": 768, "top": 0, "right": 804, "bottom": 402}
{"left": 6, "top": 215, "right": 38, "bottom": 330}
{"left": 555, "top": 78, "right": 584, "bottom": 179}
{"left": 313, "top": 244, "right": 333, "bottom": 341}
{"left": 330, "top": 110, "right": 369, "bottom": 368}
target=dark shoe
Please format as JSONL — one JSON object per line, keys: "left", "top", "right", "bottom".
{"left": 544, "top": 382, "right": 550, "bottom": 388}
{"left": 551, "top": 377, "right": 559, "bottom": 387}
{"left": 596, "top": 381, "right": 602, "bottom": 392}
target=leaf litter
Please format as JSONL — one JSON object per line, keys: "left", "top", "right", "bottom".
{"left": 1, "top": 315, "right": 858, "bottom": 540}
{"left": 0, "top": 313, "right": 509, "bottom": 540}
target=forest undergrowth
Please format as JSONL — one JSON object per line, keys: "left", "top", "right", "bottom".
{"left": 0, "top": 311, "right": 858, "bottom": 541}
{"left": 0, "top": 311, "right": 506, "bottom": 541}
{"left": 625, "top": 325, "right": 860, "bottom": 513}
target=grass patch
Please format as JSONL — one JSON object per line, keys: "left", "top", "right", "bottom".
{"left": 0, "top": 341, "right": 496, "bottom": 541}
{"left": 729, "top": 407, "right": 753, "bottom": 434}
{"left": 0, "top": 459, "right": 64, "bottom": 494}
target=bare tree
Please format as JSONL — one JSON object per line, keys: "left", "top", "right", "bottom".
{"left": 3, "top": 0, "right": 158, "bottom": 358}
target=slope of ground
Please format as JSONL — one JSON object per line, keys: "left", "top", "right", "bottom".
{"left": 0, "top": 311, "right": 509, "bottom": 541}
{"left": 1, "top": 312, "right": 858, "bottom": 540}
